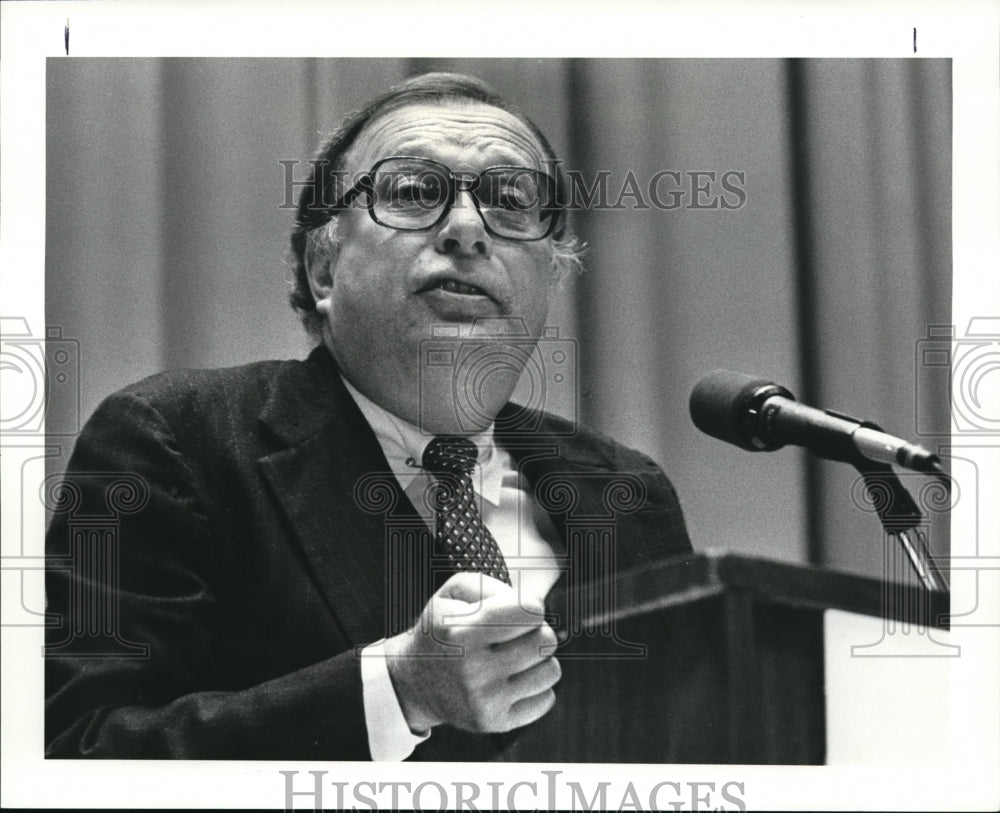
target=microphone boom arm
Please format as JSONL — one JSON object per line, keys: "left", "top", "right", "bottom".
{"left": 690, "top": 370, "right": 951, "bottom": 593}
{"left": 851, "top": 455, "right": 949, "bottom": 593}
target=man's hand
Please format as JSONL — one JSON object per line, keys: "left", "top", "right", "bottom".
{"left": 382, "top": 572, "right": 561, "bottom": 734}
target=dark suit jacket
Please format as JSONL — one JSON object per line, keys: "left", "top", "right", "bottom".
{"left": 45, "top": 346, "right": 691, "bottom": 759}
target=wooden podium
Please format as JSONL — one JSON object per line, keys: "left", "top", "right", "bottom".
{"left": 500, "top": 551, "right": 951, "bottom": 764}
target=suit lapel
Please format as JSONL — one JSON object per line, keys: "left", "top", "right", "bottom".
{"left": 257, "top": 347, "right": 422, "bottom": 647}
{"left": 255, "top": 356, "right": 668, "bottom": 647}
{"left": 496, "top": 410, "right": 669, "bottom": 634}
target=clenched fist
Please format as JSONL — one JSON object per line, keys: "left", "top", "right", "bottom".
{"left": 383, "top": 572, "right": 561, "bottom": 734}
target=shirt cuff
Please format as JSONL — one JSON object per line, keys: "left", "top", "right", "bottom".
{"left": 361, "top": 640, "right": 431, "bottom": 761}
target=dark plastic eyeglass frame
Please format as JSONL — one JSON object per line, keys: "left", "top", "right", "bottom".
{"left": 329, "top": 156, "right": 564, "bottom": 242}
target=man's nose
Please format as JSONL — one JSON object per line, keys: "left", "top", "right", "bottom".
{"left": 434, "top": 189, "right": 491, "bottom": 258}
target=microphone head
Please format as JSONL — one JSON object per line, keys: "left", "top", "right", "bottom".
{"left": 689, "top": 370, "right": 794, "bottom": 452}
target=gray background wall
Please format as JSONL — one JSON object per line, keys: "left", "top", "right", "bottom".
{"left": 46, "top": 58, "right": 952, "bottom": 578}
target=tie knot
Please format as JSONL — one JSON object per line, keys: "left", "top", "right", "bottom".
{"left": 422, "top": 436, "right": 478, "bottom": 475}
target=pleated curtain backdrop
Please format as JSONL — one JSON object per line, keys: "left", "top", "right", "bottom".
{"left": 46, "top": 58, "right": 951, "bottom": 578}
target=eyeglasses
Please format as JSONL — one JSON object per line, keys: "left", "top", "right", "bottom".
{"left": 330, "top": 156, "right": 563, "bottom": 241}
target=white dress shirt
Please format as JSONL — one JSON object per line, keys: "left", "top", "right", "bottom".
{"left": 342, "top": 378, "right": 562, "bottom": 760}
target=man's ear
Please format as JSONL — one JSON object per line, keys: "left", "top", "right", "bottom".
{"left": 306, "top": 257, "right": 334, "bottom": 315}
{"left": 304, "top": 222, "right": 339, "bottom": 314}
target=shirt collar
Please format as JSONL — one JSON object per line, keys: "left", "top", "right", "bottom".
{"left": 340, "top": 376, "right": 504, "bottom": 506}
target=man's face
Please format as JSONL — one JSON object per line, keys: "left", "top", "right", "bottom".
{"left": 310, "top": 100, "right": 557, "bottom": 427}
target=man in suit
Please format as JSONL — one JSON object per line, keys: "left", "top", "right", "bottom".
{"left": 44, "top": 72, "right": 692, "bottom": 760}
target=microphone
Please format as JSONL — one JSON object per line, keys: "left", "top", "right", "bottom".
{"left": 689, "top": 370, "right": 942, "bottom": 473}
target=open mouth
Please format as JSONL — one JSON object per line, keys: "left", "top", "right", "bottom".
{"left": 423, "top": 279, "right": 491, "bottom": 297}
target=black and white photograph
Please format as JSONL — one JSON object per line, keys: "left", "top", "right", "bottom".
{"left": 1, "top": 2, "right": 997, "bottom": 811}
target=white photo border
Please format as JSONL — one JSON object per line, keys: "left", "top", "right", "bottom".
{"left": 2, "top": 1, "right": 998, "bottom": 810}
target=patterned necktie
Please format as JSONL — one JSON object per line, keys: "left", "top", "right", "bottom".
{"left": 421, "top": 436, "right": 512, "bottom": 586}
